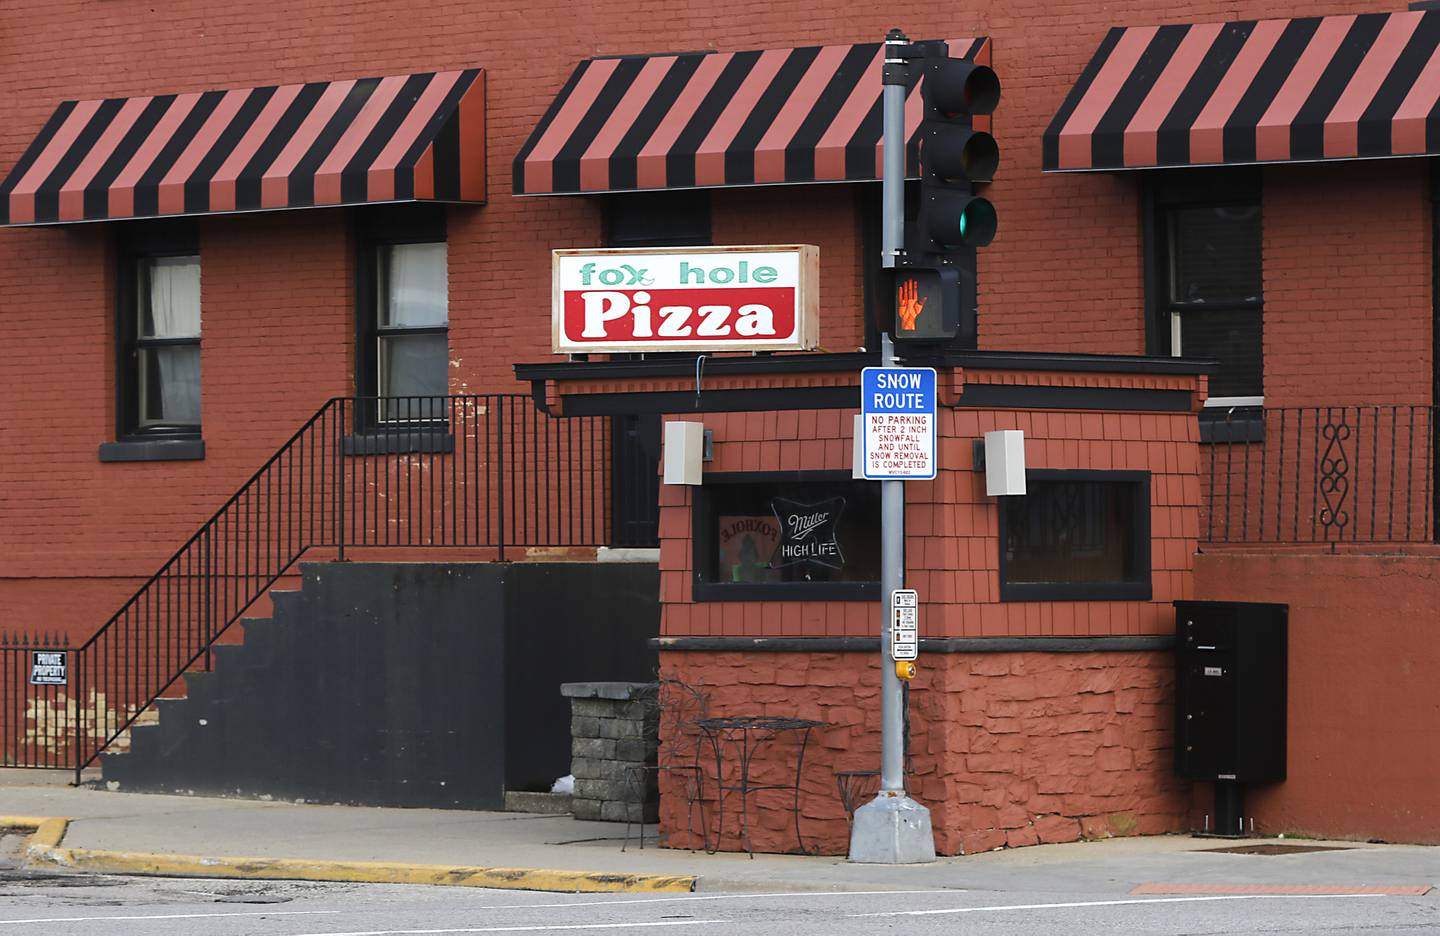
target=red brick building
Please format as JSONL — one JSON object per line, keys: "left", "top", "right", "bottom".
{"left": 0, "top": 0, "right": 1436, "bottom": 854}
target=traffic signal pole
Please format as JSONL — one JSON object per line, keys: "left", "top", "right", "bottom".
{"left": 847, "top": 27, "right": 938, "bottom": 865}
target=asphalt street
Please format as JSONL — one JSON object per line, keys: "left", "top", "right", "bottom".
{"left": 1, "top": 870, "right": 1437, "bottom": 936}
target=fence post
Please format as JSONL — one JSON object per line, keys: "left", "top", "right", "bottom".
{"left": 73, "top": 644, "right": 83, "bottom": 784}
{"left": 497, "top": 396, "right": 507, "bottom": 562}
{"left": 335, "top": 400, "right": 347, "bottom": 561}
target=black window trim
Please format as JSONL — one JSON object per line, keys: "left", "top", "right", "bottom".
{"left": 352, "top": 205, "right": 451, "bottom": 440}
{"left": 110, "top": 222, "right": 204, "bottom": 460}
{"left": 997, "top": 468, "right": 1153, "bottom": 603}
{"left": 691, "top": 469, "right": 881, "bottom": 603}
{"left": 1143, "top": 170, "right": 1265, "bottom": 435}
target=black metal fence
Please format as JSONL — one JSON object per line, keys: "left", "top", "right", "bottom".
{"left": 1, "top": 395, "right": 620, "bottom": 774}
{"left": 1202, "top": 405, "right": 1436, "bottom": 545}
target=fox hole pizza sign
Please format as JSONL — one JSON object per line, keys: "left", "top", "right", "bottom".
{"left": 552, "top": 245, "right": 819, "bottom": 353}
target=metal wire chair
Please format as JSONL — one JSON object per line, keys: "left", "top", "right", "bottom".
{"left": 623, "top": 675, "right": 710, "bottom": 851}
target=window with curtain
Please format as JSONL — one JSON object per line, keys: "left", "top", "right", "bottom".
{"left": 124, "top": 254, "right": 202, "bottom": 435}
{"left": 375, "top": 241, "right": 448, "bottom": 421}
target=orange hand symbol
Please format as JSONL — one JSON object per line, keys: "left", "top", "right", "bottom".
{"left": 897, "top": 277, "right": 927, "bottom": 331}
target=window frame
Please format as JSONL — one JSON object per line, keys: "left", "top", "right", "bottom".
{"left": 996, "top": 469, "right": 1153, "bottom": 603}
{"left": 604, "top": 189, "right": 712, "bottom": 249}
{"left": 353, "top": 205, "right": 449, "bottom": 434}
{"left": 114, "top": 223, "right": 202, "bottom": 443}
{"left": 1144, "top": 169, "right": 1264, "bottom": 412}
{"left": 691, "top": 470, "right": 882, "bottom": 603}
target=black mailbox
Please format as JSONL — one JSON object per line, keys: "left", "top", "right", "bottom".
{"left": 1174, "top": 600, "right": 1287, "bottom": 784}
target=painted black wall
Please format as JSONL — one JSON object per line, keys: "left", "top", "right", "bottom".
{"left": 103, "top": 561, "right": 659, "bottom": 809}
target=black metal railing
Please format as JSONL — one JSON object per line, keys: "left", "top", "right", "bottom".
{"left": 1202, "top": 405, "right": 1436, "bottom": 545}
{"left": 1, "top": 395, "right": 621, "bottom": 774}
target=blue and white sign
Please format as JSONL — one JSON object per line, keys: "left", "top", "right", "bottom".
{"left": 861, "top": 366, "right": 937, "bottom": 480}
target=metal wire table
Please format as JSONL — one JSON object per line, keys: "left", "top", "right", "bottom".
{"left": 694, "top": 715, "right": 827, "bottom": 857}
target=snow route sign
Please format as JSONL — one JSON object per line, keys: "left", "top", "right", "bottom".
{"left": 861, "top": 366, "right": 937, "bottom": 480}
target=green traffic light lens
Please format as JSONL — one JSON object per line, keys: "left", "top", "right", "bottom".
{"left": 958, "top": 199, "right": 997, "bottom": 248}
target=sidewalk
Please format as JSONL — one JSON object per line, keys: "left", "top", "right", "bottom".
{"left": 3, "top": 774, "right": 1437, "bottom": 896}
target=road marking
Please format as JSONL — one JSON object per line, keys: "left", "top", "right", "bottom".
{"left": 1132, "top": 883, "right": 1433, "bottom": 896}
{"left": 850, "top": 893, "right": 1391, "bottom": 917}
{"left": 460, "top": 888, "right": 965, "bottom": 911}
{"left": 0, "top": 910, "right": 341, "bottom": 925}
{"left": 287, "top": 922, "right": 729, "bottom": 936}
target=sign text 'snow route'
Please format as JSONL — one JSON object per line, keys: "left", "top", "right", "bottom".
{"left": 861, "top": 366, "right": 937, "bottom": 480}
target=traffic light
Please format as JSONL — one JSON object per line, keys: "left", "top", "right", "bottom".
{"left": 895, "top": 42, "right": 1000, "bottom": 345}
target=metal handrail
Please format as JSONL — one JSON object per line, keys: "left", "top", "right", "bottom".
{"left": 2, "top": 395, "right": 614, "bottom": 775}
{"left": 1201, "top": 404, "right": 1436, "bottom": 546}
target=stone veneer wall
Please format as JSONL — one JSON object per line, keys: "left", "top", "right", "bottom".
{"left": 656, "top": 648, "right": 1189, "bottom": 855}
{"left": 561, "top": 681, "right": 659, "bottom": 823}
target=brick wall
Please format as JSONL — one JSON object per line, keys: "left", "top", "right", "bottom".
{"left": 1262, "top": 160, "right": 1433, "bottom": 407}
{"left": 659, "top": 384, "right": 1202, "bottom": 640}
{"left": 1194, "top": 548, "right": 1440, "bottom": 844}
{"left": 0, "top": 0, "right": 1431, "bottom": 710}
{"left": 659, "top": 648, "right": 1187, "bottom": 855}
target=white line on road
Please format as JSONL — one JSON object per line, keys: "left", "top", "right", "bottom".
{"left": 459, "top": 888, "right": 964, "bottom": 912}
{"left": 0, "top": 910, "right": 342, "bottom": 925}
{"left": 286, "top": 921, "right": 730, "bottom": 936}
{"left": 849, "top": 893, "right": 1391, "bottom": 917}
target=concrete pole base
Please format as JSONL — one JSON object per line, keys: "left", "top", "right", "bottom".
{"left": 847, "top": 792, "right": 937, "bottom": 864}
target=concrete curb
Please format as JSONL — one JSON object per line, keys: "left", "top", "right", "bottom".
{"left": 1, "top": 815, "right": 71, "bottom": 855}
{"left": 3, "top": 815, "right": 696, "bottom": 894}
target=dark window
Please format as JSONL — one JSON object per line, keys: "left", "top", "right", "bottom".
{"left": 606, "top": 190, "right": 711, "bottom": 247}
{"left": 356, "top": 206, "right": 448, "bottom": 425}
{"left": 1149, "top": 171, "right": 1263, "bottom": 402}
{"left": 116, "top": 224, "right": 202, "bottom": 440}
{"left": 602, "top": 192, "right": 710, "bottom": 548}
{"left": 693, "top": 472, "right": 881, "bottom": 601}
{"left": 998, "top": 470, "right": 1151, "bottom": 602}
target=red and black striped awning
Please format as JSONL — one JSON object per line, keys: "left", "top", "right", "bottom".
{"left": 1044, "top": 10, "right": 1440, "bottom": 171}
{"left": 514, "top": 38, "right": 990, "bottom": 195}
{"left": 0, "top": 69, "right": 485, "bottom": 226}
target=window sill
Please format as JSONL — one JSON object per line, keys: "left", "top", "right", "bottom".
{"left": 999, "top": 581, "right": 1153, "bottom": 602}
{"left": 99, "top": 438, "right": 206, "bottom": 463}
{"left": 343, "top": 431, "right": 455, "bottom": 456}
{"left": 692, "top": 580, "right": 880, "bottom": 602}
{"left": 1200, "top": 413, "right": 1265, "bottom": 444}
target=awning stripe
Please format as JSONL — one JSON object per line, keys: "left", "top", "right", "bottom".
{"left": 1123, "top": 23, "right": 1225, "bottom": 167}
{"left": 514, "top": 37, "right": 990, "bottom": 194}
{"left": 0, "top": 69, "right": 484, "bottom": 226}
{"left": 1357, "top": 14, "right": 1440, "bottom": 156}
{"left": 1153, "top": 22, "right": 1254, "bottom": 166}
{"left": 1044, "top": 10, "right": 1440, "bottom": 170}
{"left": 1091, "top": 25, "right": 1189, "bottom": 170}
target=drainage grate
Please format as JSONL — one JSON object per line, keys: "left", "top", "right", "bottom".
{"left": 1199, "top": 843, "right": 1348, "bottom": 856}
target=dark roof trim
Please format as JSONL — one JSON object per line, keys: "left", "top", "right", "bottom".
{"left": 513, "top": 349, "right": 1217, "bottom": 382}
{"left": 652, "top": 635, "right": 1176, "bottom": 653}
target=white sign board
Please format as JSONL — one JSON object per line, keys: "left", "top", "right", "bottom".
{"left": 861, "top": 367, "right": 937, "bottom": 480}
{"left": 552, "top": 245, "right": 819, "bottom": 353}
{"left": 890, "top": 589, "right": 918, "bottom": 661}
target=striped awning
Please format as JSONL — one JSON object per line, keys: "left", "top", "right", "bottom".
{"left": 513, "top": 38, "right": 991, "bottom": 195}
{"left": 1044, "top": 11, "right": 1440, "bottom": 172}
{"left": 0, "top": 69, "right": 485, "bottom": 226}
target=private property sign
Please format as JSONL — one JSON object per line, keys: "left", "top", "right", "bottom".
{"left": 862, "top": 367, "right": 937, "bottom": 480}
{"left": 552, "top": 245, "right": 819, "bottom": 353}
{"left": 29, "top": 650, "right": 66, "bottom": 685}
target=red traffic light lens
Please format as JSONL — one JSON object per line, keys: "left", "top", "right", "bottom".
{"left": 927, "top": 60, "right": 1001, "bottom": 117}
